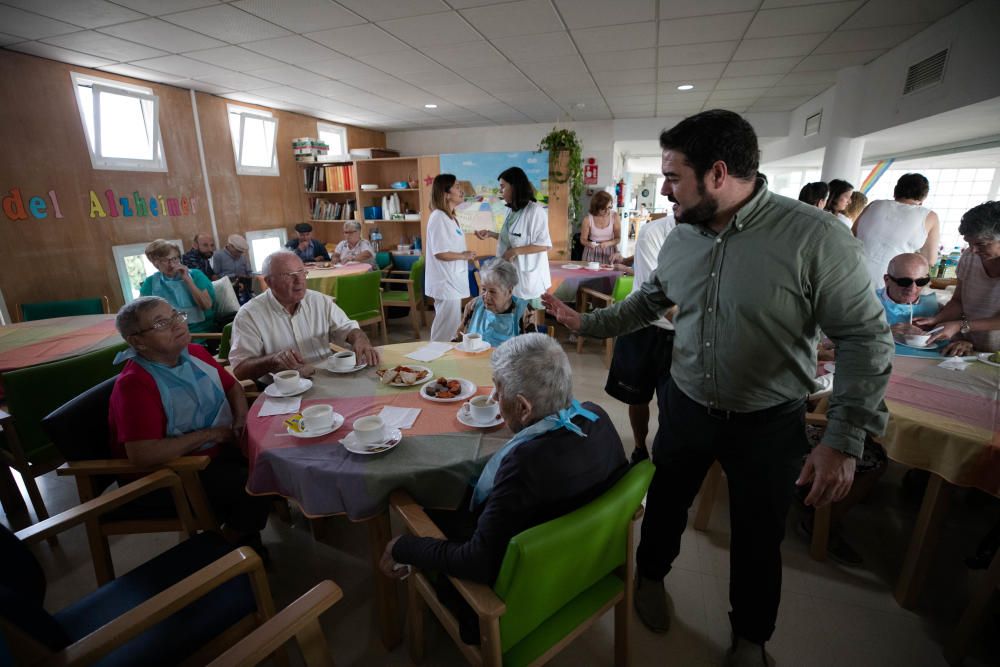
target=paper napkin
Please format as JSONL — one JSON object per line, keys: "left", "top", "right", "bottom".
{"left": 379, "top": 406, "right": 421, "bottom": 429}
{"left": 405, "top": 342, "right": 454, "bottom": 362}
{"left": 938, "top": 357, "right": 970, "bottom": 371}
{"left": 259, "top": 396, "right": 302, "bottom": 416}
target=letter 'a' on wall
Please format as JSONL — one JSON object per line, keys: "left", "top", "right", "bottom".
{"left": 70, "top": 72, "right": 167, "bottom": 172}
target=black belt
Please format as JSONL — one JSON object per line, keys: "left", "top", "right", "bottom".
{"left": 703, "top": 397, "right": 805, "bottom": 423}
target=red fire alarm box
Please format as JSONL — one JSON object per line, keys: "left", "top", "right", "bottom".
{"left": 583, "top": 157, "right": 598, "bottom": 185}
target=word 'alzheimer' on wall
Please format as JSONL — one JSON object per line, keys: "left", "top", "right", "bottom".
{"left": 1, "top": 187, "right": 197, "bottom": 221}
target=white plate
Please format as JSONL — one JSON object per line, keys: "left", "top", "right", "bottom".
{"left": 977, "top": 353, "right": 1000, "bottom": 368}
{"left": 896, "top": 340, "right": 943, "bottom": 351}
{"left": 264, "top": 378, "right": 313, "bottom": 397}
{"left": 326, "top": 362, "right": 367, "bottom": 374}
{"left": 560, "top": 263, "right": 582, "bottom": 270}
{"left": 380, "top": 365, "right": 435, "bottom": 387}
{"left": 286, "top": 412, "right": 344, "bottom": 439}
{"left": 456, "top": 408, "right": 504, "bottom": 429}
{"left": 341, "top": 428, "right": 403, "bottom": 455}
{"left": 419, "top": 378, "right": 477, "bottom": 403}
{"left": 455, "top": 341, "right": 491, "bottom": 354}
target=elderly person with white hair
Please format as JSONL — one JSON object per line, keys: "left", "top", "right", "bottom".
{"left": 109, "top": 296, "right": 271, "bottom": 555}
{"left": 331, "top": 220, "right": 376, "bottom": 268}
{"left": 915, "top": 201, "right": 1000, "bottom": 354}
{"left": 229, "top": 250, "right": 379, "bottom": 383}
{"left": 455, "top": 258, "right": 539, "bottom": 346}
{"left": 379, "top": 334, "right": 627, "bottom": 623}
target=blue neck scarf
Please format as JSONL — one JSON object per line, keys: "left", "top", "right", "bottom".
{"left": 114, "top": 347, "right": 231, "bottom": 444}
{"left": 467, "top": 296, "right": 529, "bottom": 347}
{"left": 148, "top": 272, "right": 205, "bottom": 324}
{"left": 471, "top": 399, "right": 598, "bottom": 507}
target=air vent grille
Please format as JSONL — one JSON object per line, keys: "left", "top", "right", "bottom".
{"left": 903, "top": 49, "right": 948, "bottom": 95}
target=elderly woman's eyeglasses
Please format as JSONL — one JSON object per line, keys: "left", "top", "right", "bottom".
{"left": 133, "top": 310, "right": 188, "bottom": 335}
{"left": 887, "top": 275, "right": 930, "bottom": 287}
{"left": 159, "top": 256, "right": 182, "bottom": 265}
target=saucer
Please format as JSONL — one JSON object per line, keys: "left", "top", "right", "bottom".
{"left": 897, "top": 340, "right": 942, "bottom": 351}
{"left": 560, "top": 264, "right": 582, "bottom": 270}
{"left": 264, "top": 378, "right": 313, "bottom": 397}
{"left": 456, "top": 408, "right": 503, "bottom": 429}
{"left": 326, "top": 362, "right": 367, "bottom": 374}
{"left": 286, "top": 413, "right": 343, "bottom": 439}
{"left": 341, "top": 428, "right": 403, "bottom": 455}
{"left": 456, "top": 341, "right": 491, "bottom": 354}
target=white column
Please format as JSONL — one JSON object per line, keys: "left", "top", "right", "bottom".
{"left": 820, "top": 136, "right": 865, "bottom": 184}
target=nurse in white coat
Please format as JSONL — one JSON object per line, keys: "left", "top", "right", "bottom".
{"left": 475, "top": 166, "right": 551, "bottom": 305}
{"left": 425, "top": 174, "right": 476, "bottom": 342}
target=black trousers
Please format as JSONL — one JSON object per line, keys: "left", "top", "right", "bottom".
{"left": 636, "top": 380, "right": 807, "bottom": 644}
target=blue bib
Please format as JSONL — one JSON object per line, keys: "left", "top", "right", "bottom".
{"left": 148, "top": 272, "right": 205, "bottom": 325}
{"left": 876, "top": 288, "right": 938, "bottom": 326}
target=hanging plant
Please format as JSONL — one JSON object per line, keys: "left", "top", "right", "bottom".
{"left": 538, "top": 127, "right": 583, "bottom": 224}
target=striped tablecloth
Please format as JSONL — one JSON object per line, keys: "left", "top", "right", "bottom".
{"left": 254, "top": 262, "right": 371, "bottom": 299}
{"left": 548, "top": 262, "right": 623, "bottom": 302}
{"left": 0, "top": 314, "right": 122, "bottom": 375}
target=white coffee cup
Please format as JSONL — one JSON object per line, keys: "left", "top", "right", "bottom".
{"left": 905, "top": 333, "right": 932, "bottom": 347}
{"left": 587, "top": 261, "right": 600, "bottom": 270}
{"left": 353, "top": 415, "right": 386, "bottom": 444}
{"left": 273, "top": 370, "right": 300, "bottom": 394}
{"left": 332, "top": 350, "right": 356, "bottom": 369}
{"left": 301, "top": 404, "right": 335, "bottom": 432}
{"left": 462, "top": 332, "right": 483, "bottom": 350}
{"left": 464, "top": 395, "right": 499, "bottom": 423}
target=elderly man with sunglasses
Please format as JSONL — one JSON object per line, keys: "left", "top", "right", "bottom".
{"left": 877, "top": 253, "right": 943, "bottom": 348}
{"left": 229, "top": 250, "right": 379, "bottom": 384}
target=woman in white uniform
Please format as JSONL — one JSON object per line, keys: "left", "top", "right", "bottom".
{"left": 475, "top": 166, "right": 551, "bottom": 305}
{"left": 425, "top": 173, "right": 476, "bottom": 342}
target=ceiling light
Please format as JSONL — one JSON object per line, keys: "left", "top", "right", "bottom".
{"left": 424, "top": 103, "right": 438, "bottom": 108}
{"left": 677, "top": 84, "right": 694, "bottom": 91}
{"left": 573, "top": 102, "right": 586, "bottom": 109}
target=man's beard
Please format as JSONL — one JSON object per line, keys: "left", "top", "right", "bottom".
{"left": 672, "top": 182, "right": 718, "bottom": 227}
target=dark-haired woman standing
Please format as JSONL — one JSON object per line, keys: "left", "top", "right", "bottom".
{"left": 475, "top": 166, "right": 552, "bottom": 305}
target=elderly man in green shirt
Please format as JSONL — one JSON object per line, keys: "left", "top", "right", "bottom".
{"left": 543, "top": 110, "right": 892, "bottom": 666}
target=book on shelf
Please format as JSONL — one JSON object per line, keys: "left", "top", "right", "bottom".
{"left": 308, "top": 197, "right": 357, "bottom": 221}
{"left": 303, "top": 164, "right": 354, "bottom": 192}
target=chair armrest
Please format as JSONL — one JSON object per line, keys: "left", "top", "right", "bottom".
{"left": 16, "top": 469, "right": 190, "bottom": 544}
{"left": 388, "top": 270, "right": 412, "bottom": 278}
{"left": 57, "top": 456, "right": 212, "bottom": 477}
{"left": 381, "top": 278, "right": 414, "bottom": 286}
{"left": 196, "top": 333, "right": 224, "bottom": 340}
{"left": 49, "top": 547, "right": 266, "bottom": 667}
{"left": 206, "top": 580, "right": 343, "bottom": 666}
{"left": 390, "top": 491, "right": 506, "bottom": 619}
{"left": 578, "top": 287, "right": 613, "bottom": 306}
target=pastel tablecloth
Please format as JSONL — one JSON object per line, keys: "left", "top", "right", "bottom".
{"left": 548, "top": 262, "right": 623, "bottom": 302}
{"left": 246, "top": 341, "right": 509, "bottom": 520}
{"left": 0, "top": 314, "right": 121, "bottom": 375}
{"left": 254, "top": 262, "right": 371, "bottom": 298}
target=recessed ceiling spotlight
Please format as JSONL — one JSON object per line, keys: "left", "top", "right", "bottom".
{"left": 677, "top": 84, "right": 694, "bottom": 91}
{"left": 574, "top": 102, "right": 586, "bottom": 109}
{"left": 424, "top": 103, "right": 438, "bottom": 108}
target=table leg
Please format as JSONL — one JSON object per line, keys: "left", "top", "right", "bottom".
{"left": 895, "top": 472, "right": 952, "bottom": 608}
{"left": 367, "top": 510, "right": 402, "bottom": 649}
{"left": 0, "top": 463, "right": 31, "bottom": 530}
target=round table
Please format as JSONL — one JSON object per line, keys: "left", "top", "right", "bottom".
{"left": 548, "top": 262, "right": 623, "bottom": 303}
{"left": 0, "top": 314, "right": 121, "bottom": 377}
{"left": 245, "top": 340, "right": 509, "bottom": 647}
{"left": 253, "top": 262, "right": 371, "bottom": 298}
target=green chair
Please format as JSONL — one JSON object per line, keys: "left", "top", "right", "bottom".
{"left": 17, "top": 296, "right": 110, "bottom": 322}
{"left": 394, "top": 460, "right": 654, "bottom": 667}
{"left": 218, "top": 322, "right": 234, "bottom": 363}
{"left": 1, "top": 343, "right": 127, "bottom": 524}
{"left": 577, "top": 275, "right": 635, "bottom": 367}
{"left": 335, "top": 270, "right": 387, "bottom": 345}
{"left": 381, "top": 255, "right": 426, "bottom": 340}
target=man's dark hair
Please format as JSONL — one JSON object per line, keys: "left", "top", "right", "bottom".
{"left": 295, "top": 222, "right": 313, "bottom": 233}
{"left": 798, "top": 181, "right": 829, "bottom": 206}
{"left": 893, "top": 173, "right": 930, "bottom": 201}
{"left": 498, "top": 166, "right": 536, "bottom": 211}
{"left": 658, "top": 109, "right": 759, "bottom": 180}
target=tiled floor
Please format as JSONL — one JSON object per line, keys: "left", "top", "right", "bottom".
{"left": 5, "top": 319, "right": 999, "bottom": 666}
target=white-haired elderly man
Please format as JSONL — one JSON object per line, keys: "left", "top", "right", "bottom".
{"left": 379, "top": 333, "right": 627, "bottom": 643}
{"left": 229, "top": 250, "right": 379, "bottom": 383}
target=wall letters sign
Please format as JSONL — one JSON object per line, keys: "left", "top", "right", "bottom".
{"left": 2, "top": 187, "right": 197, "bottom": 221}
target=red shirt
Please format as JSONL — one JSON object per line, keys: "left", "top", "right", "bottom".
{"left": 108, "top": 344, "right": 236, "bottom": 460}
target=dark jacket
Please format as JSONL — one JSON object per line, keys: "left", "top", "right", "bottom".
{"left": 393, "top": 402, "right": 627, "bottom": 585}
{"left": 285, "top": 238, "right": 330, "bottom": 261}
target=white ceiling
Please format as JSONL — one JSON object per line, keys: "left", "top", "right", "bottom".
{"left": 0, "top": 0, "right": 971, "bottom": 131}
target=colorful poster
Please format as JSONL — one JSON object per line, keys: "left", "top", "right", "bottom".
{"left": 439, "top": 151, "right": 549, "bottom": 233}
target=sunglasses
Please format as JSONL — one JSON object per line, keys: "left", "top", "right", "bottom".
{"left": 887, "top": 275, "right": 930, "bottom": 287}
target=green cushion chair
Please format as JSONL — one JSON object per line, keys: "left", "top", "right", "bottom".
{"left": 218, "top": 322, "right": 234, "bottom": 363}
{"left": 394, "top": 460, "right": 654, "bottom": 667}
{"left": 1, "top": 343, "right": 127, "bottom": 524}
{"left": 381, "top": 255, "right": 426, "bottom": 340}
{"left": 17, "top": 296, "right": 110, "bottom": 322}
{"left": 335, "top": 270, "right": 387, "bottom": 345}
{"left": 577, "top": 275, "right": 635, "bottom": 367}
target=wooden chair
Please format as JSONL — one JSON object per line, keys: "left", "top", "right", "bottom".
{"left": 575, "top": 276, "right": 634, "bottom": 367}
{"left": 0, "top": 469, "right": 287, "bottom": 667}
{"left": 381, "top": 255, "right": 426, "bottom": 340}
{"left": 208, "top": 580, "right": 343, "bottom": 667}
{"left": 392, "top": 460, "right": 654, "bottom": 667}
{"left": 336, "top": 270, "right": 388, "bottom": 345}
{"left": 16, "top": 296, "right": 110, "bottom": 322}
{"left": 42, "top": 376, "right": 221, "bottom": 586}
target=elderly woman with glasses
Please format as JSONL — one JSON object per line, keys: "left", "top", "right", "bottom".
{"left": 916, "top": 201, "right": 1000, "bottom": 354}
{"left": 580, "top": 190, "right": 621, "bottom": 265}
{"left": 455, "top": 258, "right": 539, "bottom": 346}
{"left": 139, "top": 238, "right": 217, "bottom": 333}
{"left": 109, "top": 296, "right": 271, "bottom": 555}
{"left": 332, "top": 220, "right": 376, "bottom": 268}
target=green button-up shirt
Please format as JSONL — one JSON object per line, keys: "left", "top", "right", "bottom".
{"left": 580, "top": 180, "right": 893, "bottom": 457}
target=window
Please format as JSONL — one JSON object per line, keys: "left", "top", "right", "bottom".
{"left": 317, "top": 122, "right": 348, "bottom": 160}
{"left": 227, "top": 104, "right": 279, "bottom": 176}
{"left": 246, "top": 228, "right": 288, "bottom": 273}
{"left": 113, "top": 240, "right": 182, "bottom": 303}
{"left": 71, "top": 73, "right": 167, "bottom": 172}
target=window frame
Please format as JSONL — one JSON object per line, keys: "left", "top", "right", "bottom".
{"left": 246, "top": 228, "right": 288, "bottom": 274}
{"left": 227, "top": 104, "right": 280, "bottom": 177}
{"left": 112, "top": 240, "right": 182, "bottom": 304}
{"left": 317, "top": 122, "right": 349, "bottom": 160}
{"left": 70, "top": 72, "right": 167, "bottom": 173}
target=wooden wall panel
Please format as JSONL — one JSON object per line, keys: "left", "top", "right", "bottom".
{"left": 0, "top": 50, "right": 385, "bottom": 318}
